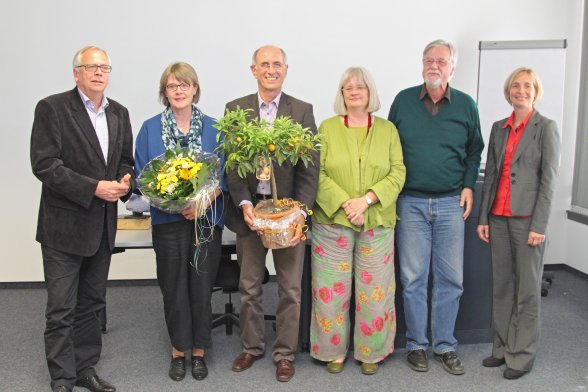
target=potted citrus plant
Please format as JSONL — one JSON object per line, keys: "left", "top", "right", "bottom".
{"left": 215, "top": 107, "right": 320, "bottom": 248}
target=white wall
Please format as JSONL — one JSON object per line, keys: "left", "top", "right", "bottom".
{"left": 1, "top": 0, "right": 585, "bottom": 281}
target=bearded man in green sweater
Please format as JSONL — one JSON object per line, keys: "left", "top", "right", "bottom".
{"left": 388, "top": 39, "right": 484, "bottom": 376}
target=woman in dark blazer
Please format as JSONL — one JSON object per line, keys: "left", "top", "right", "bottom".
{"left": 135, "top": 62, "right": 226, "bottom": 382}
{"left": 477, "top": 67, "right": 560, "bottom": 380}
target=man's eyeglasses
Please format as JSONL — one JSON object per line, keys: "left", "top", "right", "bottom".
{"left": 76, "top": 64, "right": 112, "bottom": 73}
{"left": 258, "top": 62, "right": 284, "bottom": 70}
{"left": 166, "top": 83, "right": 191, "bottom": 92}
{"left": 423, "top": 58, "right": 450, "bottom": 67}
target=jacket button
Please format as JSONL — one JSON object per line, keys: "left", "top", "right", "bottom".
{"left": 511, "top": 180, "right": 516, "bottom": 184}
{"left": 511, "top": 173, "right": 516, "bottom": 177}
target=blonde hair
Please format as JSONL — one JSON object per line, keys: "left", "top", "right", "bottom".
{"left": 159, "top": 62, "right": 201, "bottom": 106}
{"left": 503, "top": 67, "right": 543, "bottom": 105}
{"left": 334, "top": 66, "right": 381, "bottom": 115}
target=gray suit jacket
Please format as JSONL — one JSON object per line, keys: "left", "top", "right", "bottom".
{"left": 31, "top": 88, "right": 135, "bottom": 256}
{"left": 478, "top": 111, "right": 560, "bottom": 233}
{"left": 224, "top": 93, "right": 319, "bottom": 235}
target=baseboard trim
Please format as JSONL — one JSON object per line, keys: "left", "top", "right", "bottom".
{"left": 544, "top": 264, "right": 588, "bottom": 280}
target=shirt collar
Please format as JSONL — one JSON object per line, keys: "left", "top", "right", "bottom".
{"left": 77, "top": 87, "right": 109, "bottom": 112}
{"left": 258, "top": 92, "right": 282, "bottom": 110}
{"left": 503, "top": 109, "right": 534, "bottom": 130}
{"left": 419, "top": 83, "right": 452, "bottom": 103}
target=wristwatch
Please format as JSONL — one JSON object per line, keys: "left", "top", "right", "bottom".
{"left": 365, "top": 195, "right": 373, "bottom": 206}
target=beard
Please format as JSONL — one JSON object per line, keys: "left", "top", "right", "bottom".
{"left": 424, "top": 76, "right": 443, "bottom": 89}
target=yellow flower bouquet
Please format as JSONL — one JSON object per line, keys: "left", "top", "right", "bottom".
{"left": 137, "top": 147, "right": 220, "bottom": 214}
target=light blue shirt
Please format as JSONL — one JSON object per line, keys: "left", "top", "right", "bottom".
{"left": 77, "top": 88, "right": 109, "bottom": 163}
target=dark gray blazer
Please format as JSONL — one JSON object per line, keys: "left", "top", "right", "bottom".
{"left": 31, "top": 88, "right": 135, "bottom": 256}
{"left": 224, "top": 93, "right": 319, "bottom": 235}
{"left": 478, "top": 111, "right": 560, "bottom": 233}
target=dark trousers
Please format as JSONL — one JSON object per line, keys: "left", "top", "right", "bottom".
{"left": 42, "top": 229, "right": 112, "bottom": 390}
{"left": 152, "top": 220, "right": 222, "bottom": 351}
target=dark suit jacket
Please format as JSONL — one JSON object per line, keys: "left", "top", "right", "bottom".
{"left": 224, "top": 93, "right": 319, "bottom": 234}
{"left": 478, "top": 111, "right": 560, "bottom": 234}
{"left": 31, "top": 87, "right": 135, "bottom": 256}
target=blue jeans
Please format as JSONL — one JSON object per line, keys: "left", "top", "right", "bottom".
{"left": 396, "top": 194, "right": 464, "bottom": 353}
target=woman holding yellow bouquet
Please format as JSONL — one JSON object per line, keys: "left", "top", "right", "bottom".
{"left": 135, "top": 62, "right": 226, "bottom": 382}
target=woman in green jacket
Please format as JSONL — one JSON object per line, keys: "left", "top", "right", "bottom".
{"left": 310, "top": 66, "right": 405, "bottom": 375}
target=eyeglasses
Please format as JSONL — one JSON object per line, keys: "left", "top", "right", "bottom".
{"left": 342, "top": 85, "right": 368, "bottom": 93}
{"left": 423, "top": 58, "right": 450, "bottom": 67}
{"left": 76, "top": 64, "right": 112, "bottom": 73}
{"left": 166, "top": 83, "right": 191, "bottom": 92}
{"left": 257, "top": 62, "right": 284, "bottom": 70}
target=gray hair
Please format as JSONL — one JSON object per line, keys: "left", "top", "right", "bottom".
{"left": 422, "top": 39, "right": 458, "bottom": 67}
{"left": 334, "top": 66, "right": 381, "bottom": 115}
{"left": 251, "top": 45, "right": 288, "bottom": 66}
{"left": 72, "top": 46, "right": 111, "bottom": 68}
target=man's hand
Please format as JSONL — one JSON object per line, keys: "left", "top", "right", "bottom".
{"left": 460, "top": 187, "right": 473, "bottom": 220}
{"left": 95, "top": 177, "right": 131, "bottom": 202}
{"left": 289, "top": 213, "right": 306, "bottom": 246}
{"left": 476, "top": 224, "right": 490, "bottom": 243}
{"left": 242, "top": 204, "right": 256, "bottom": 231}
{"left": 528, "top": 231, "right": 546, "bottom": 247}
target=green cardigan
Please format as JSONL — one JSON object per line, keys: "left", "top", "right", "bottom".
{"left": 313, "top": 115, "right": 406, "bottom": 231}
{"left": 388, "top": 84, "right": 484, "bottom": 197}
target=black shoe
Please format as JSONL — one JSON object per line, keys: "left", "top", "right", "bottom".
{"left": 75, "top": 374, "right": 116, "bottom": 392}
{"left": 482, "top": 356, "right": 505, "bottom": 367}
{"left": 169, "top": 356, "right": 186, "bottom": 381}
{"left": 407, "top": 349, "right": 429, "bottom": 372}
{"left": 191, "top": 356, "right": 208, "bottom": 380}
{"left": 434, "top": 351, "right": 465, "bottom": 375}
{"left": 53, "top": 386, "right": 72, "bottom": 392}
{"left": 503, "top": 367, "right": 527, "bottom": 380}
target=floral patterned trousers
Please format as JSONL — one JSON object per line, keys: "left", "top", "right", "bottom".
{"left": 310, "top": 223, "right": 396, "bottom": 363}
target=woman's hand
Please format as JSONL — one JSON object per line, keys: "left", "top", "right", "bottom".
{"left": 349, "top": 213, "right": 365, "bottom": 227}
{"left": 181, "top": 204, "right": 196, "bottom": 220}
{"left": 342, "top": 197, "right": 368, "bottom": 223}
{"left": 477, "top": 224, "right": 490, "bottom": 243}
{"left": 528, "top": 231, "right": 546, "bottom": 246}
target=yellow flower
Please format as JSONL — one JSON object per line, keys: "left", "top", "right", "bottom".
{"left": 179, "top": 168, "right": 192, "bottom": 180}
{"left": 338, "top": 261, "right": 350, "bottom": 271}
{"left": 358, "top": 291, "right": 368, "bottom": 305}
{"left": 335, "top": 313, "right": 344, "bottom": 326}
{"left": 319, "top": 316, "right": 334, "bottom": 333}
{"left": 371, "top": 286, "right": 385, "bottom": 302}
{"left": 358, "top": 245, "right": 373, "bottom": 256}
{"left": 358, "top": 344, "right": 372, "bottom": 356}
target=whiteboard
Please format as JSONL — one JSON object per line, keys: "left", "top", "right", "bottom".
{"left": 476, "top": 40, "right": 566, "bottom": 166}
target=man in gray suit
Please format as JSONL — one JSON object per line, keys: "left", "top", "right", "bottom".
{"left": 226, "top": 45, "right": 318, "bottom": 382}
{"left": 30, "top": 46, "right": 134, "bottom": 392}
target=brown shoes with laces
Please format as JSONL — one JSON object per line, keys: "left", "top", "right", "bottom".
{"left": 276, "top": 359, "right": 295, "bottom": 382}
{"left": 231, "top": 352, "right": 260, "bottom": 372}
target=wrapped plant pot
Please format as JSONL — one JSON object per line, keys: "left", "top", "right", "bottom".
{"left": 252, "top": 200, "right": 304, "bottom": 249}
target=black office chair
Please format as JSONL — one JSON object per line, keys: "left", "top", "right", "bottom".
{"left": 212, "top": 252, "right": 274, "bottom": 335}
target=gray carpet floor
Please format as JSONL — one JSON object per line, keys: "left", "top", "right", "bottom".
{"left": 1, "top": 269, "right": 587, "bottom": 392}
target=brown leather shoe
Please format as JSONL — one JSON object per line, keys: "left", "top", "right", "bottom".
{"left": 276, "top": 359, "right": 295, "bottom": 382}
{"left": 232, "top": 352, "right": 260, "bottom": 372}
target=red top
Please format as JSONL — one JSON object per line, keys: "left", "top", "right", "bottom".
{"left": 490, "top": 110, "right": 534, "bottom": 217}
